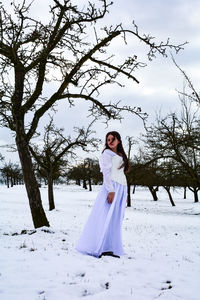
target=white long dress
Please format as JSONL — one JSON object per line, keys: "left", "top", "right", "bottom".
{"left": 75, "top": 149, "right": 127, "bottom": 258}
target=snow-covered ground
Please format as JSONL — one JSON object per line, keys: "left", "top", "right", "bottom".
{"left": 0, "top": 184, "right": 200, "bottom": 300}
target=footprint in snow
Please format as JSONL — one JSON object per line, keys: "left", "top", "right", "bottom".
{"left": 161, "top": 280, "right": 173, "bottom": 290}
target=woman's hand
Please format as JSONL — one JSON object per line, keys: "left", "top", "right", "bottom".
{"left": 107, "top": 192, "right": 115, "bottom": 204}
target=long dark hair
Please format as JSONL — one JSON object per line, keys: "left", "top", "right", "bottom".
{"left": 103, "top": 131, "right": 129, "bottom": 172}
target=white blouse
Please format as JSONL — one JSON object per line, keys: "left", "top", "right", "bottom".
{"left": 99, "top": 149, "right": 127, "bottom": 192}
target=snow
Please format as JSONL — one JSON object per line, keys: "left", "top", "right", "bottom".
{"left": 0, "top": 184, "right": 200, "bottom": 300}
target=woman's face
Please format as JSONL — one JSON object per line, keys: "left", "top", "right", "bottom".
{"left": 107, "top": 134, "right": 120, "bottom": 150}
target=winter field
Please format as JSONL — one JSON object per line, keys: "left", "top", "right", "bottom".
{"left": 0, "top": 184, "right": 200, "bottom": 300}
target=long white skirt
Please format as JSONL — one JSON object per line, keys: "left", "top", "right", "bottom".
{"left": 75, "top": 182, "right": 127, "bottom": 258}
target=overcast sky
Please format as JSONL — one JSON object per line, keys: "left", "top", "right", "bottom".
{"left": 0, "top": 0, "right": 200, "bottom": 164}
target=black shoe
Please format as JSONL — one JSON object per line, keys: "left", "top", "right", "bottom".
{"left": 111, "top": 253, "right": 120, "bottom": 258}
{"left": 99, "top": 251, "right": 113, "bottom": 258}
{"left": 99, "top": 251, "right": 120, "bottom": 258}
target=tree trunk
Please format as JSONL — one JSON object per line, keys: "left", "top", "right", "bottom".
{"left": 48, "top": 175, "right": 55, "bottom": 211}
{"left": 11, "top": 175, "right": 14, "bottom": 187}
{"left": 83, "top": 179, "right": 87, "bottom": 189}
{"left": 183, "top": 186, "right": 187, "bottom": 199}
{"left": 194, "top": 188, "right": 199, "bottom": 203}
{"left": 193, "top": 188, "right": 199, "bottom": 203}
{"left": 132, "top": 184, "right": 136, "bottom": 194}
{"left": 148, "top": 186, "right": 158, "bottom": 201}
{"left": 188, "top": 186, "right": 199, "bottom": 203}
{"left": 16, "top": 132, "right": 49, "bottom": 228}
{"left": 163, "top": 186, "right": 175, "bottom": 206}
{"left": 6, "top": 175, "right": 9, "bottom": 188}
{"left": 127, "top": 182, "right": 131, "bottom": 207}
{"left": 88, "top": 177, "right": 92, "bottom": 191}
{"left": 191, "top": 187, "right": 199, "bottom": 203}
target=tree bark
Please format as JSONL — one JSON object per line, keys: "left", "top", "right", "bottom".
{"left": 16, "top": 131, "right": 49, "bottom": 228}
{"left": 148, "top": 186, "right": 158, "bottom": 201}
{"left": 48, "top": 175, "right": 55, "bottom": 211}
{"left": 194, "top": 188, "right": 199, "bottom": 203}
{"left": 83, "top": 179, "right": 87, "bottom": 189}
{"left": 127, "top": 182, "right": 131, "bottom": 207}
{"left": 6, "top": 175, "right": 9, "bottom": 188}
{"left": 11, "top": 176, "right": 14, "bottom": 187}
{"left": 193, "top": 188, "right": 199, "bottom": 203}
{"left": 132, "top": 184, "right": 136, "bottom": 194}
{"left": 183, "top": 186, "right": 187, "bottom": 199}
{"left": 189, "top": 187, "right": 199, "bottom": 203}
{"left": 88, "top": 177, "right": 92, "bottom": 191}
{"left": 163, "top": 186, "right": 175, "bottom": 206}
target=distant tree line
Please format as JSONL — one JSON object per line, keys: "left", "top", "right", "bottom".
{"left": 67, "top": 154, "right": 199, "bottom": 207}
{"left": 0, "top": 161, "right": 24, "bottom": 187}
{"left": 67, "top": 158, "right": 102, "bottom": 190}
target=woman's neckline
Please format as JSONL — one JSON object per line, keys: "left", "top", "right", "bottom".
{"left": 105, "top": 148, "right": 122, "bottom": 157}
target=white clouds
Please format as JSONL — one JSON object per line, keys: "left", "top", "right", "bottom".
{"left": 0, "top": 0, "right": 199, "bottom": 161}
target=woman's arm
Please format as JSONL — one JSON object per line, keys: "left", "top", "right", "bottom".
{"left": 99, "top": 151, "right": 115, "bottom": 203}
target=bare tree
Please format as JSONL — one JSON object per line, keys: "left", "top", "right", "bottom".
{"left": 30, "top": 118, "right": 99, "bottom": 210}
{"left": 143, "top": 101, "right": 200, "bottom": 202}
{"left": 126, "top": 136, "right": 136, "bottom": 207}
{"left": 0, "top": 0, "right": 185, "bottom": 227}
{"left": 157, "top": 160, "right": 176, "bottom": 206}
{"left": 172, "top": 56, "right": 200, "bottom": 106}
{"left": 130, "top": 158, "right": 160, "bottom": 201}
{"left": 129, "top": 154, "right": 178, "bottom": 206}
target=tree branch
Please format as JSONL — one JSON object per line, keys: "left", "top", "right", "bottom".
{"left": 90, "top": 57, "right": 139, "bottom": 84}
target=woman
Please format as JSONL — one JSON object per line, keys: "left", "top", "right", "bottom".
{"left": 75, "top": 131, "right": 128, "bottom": 258}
